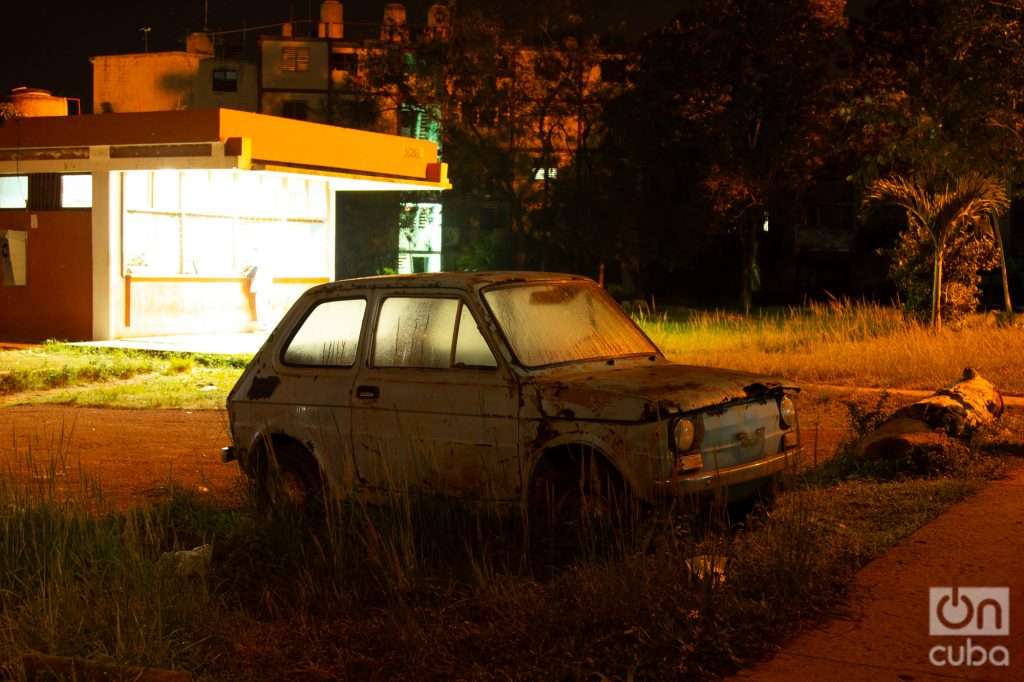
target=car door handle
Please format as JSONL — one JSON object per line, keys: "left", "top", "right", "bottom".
{"left": 356, "top": 385, "right": 380, "bottom": 400}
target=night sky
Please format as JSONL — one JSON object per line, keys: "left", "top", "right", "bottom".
{"left": 1, "top": 1, "right": 680, "bottom": 113}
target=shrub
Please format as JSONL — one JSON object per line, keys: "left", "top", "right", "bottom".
{"left": 887, "top": 216, "right": 999, "bottom": 327}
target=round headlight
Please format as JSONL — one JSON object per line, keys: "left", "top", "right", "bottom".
{"left": 672, "top": 418, "right": 696, "bottom": 451}
{"left": 779, "top": 396, "right": 796, "bottom": 429}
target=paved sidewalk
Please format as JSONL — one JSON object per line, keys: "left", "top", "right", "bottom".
{"left": 736, "top": 462, "right": 1024, "bottom": 681}
{"left": 74, "top": 332, "right": 268, "bottom": 355}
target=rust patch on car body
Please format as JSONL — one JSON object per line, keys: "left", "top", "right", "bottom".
{"left": 247, "top": 375, "right": 280, "bottom": 400}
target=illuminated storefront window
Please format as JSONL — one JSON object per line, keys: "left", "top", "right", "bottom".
{"left": 121, "top": 169, "right": 330, "bottom": 278}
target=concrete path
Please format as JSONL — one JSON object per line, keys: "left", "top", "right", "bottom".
{"left": 74, "top": 331, "right": 268, "bottom": 355}
{"left": 736, "top": 462, "right": 1024, "bottom": 681}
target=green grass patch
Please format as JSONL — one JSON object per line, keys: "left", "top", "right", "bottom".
{"left": 6, "top": 367, "right": 243, "bottom": 410}
{"left": 0, "top": 342, "right": 247, "bottom": 409}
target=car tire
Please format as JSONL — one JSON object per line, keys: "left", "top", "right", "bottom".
{"left": 253, "top": 440, "right": 325, "bottom": 520}
{"left": 529, "top": 446, "right": 636, "bottom": 548}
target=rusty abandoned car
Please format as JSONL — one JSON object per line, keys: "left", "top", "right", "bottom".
{"left": 222, "top": 272, "right": 801, "bottom": 517}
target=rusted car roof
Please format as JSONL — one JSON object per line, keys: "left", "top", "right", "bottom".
{"left": 313, "top": 271, "right": 591, "bottom": 294}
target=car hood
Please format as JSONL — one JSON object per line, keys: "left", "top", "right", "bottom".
{"left": 525, "top": 362, "right": 791, "bottom": 423}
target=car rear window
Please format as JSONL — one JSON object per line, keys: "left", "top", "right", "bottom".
{"left": 373, "top": 297, "right": 497, "bottom": 369}
{"left": 283, "top": 298, "right": 366, "bottom": 367}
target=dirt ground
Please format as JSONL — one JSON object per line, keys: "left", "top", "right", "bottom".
{"left": 0, "top": 387, "right": 873, "bottom": 510}
{"left": 0, "top": 406, "right": 242, "bottom": 509}
{"left": 1, "top": 387, "right": 1021, "bottom": 679}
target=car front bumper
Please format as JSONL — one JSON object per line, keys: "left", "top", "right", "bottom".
{"left": 655, "top": 447, "right": 801, "bottom": 496}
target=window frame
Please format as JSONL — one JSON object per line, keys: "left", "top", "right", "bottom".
{"left": 369, "top": 292, "right": 500, "bottom": 372}
{"left": 281, "top": 100, "right": 309, "bottom": 120}
{"left": 212, "top": 68, "right": 240, "bottom": 93}
{"left": 281, "top": 46, "right": 311, "bottom": 73}
{"left": 278, "top": 295, "right": 369, "bottom": 369}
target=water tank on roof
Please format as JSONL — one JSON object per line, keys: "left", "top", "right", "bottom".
{"left": 381, "top": 3, "right": 409, "bottom": 42}
{"left": 186, "top": 32, "right": 215, "bottom": 55}
{"left": 5, "top": 88, "right": 70, "bottom": 117}
{"left": 319, "top": 1, "right": 344, "bottom": 39}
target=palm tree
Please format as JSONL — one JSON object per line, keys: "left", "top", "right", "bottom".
{"left": 864, "top": 174, "right": 1009, "bottom": 331}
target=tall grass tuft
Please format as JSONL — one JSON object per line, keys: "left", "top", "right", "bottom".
{"left": 0, "top": 433, "right": 984, "bottom": 680}
{"left": 0, "top": 473, "right": 223, "bottom": 676}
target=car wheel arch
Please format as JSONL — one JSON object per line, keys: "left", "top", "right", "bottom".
{"left": 246, "top": 431, "right": 319, "bottom": 476}
{"left": 525, "top": 436, "right": 633, "bottom": 504}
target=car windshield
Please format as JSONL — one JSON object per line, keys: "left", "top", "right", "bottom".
{"left": 483, "top": 281, "right": 658, "bottom": 367}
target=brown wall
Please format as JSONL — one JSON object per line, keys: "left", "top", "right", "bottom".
{"left": 0, "top": 210, "right": 92, "bottom": 341}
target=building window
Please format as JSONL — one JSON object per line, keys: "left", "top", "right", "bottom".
{"left": 397, "top": 202, "right": 442, "bottom": 275}
{"left": 61, "top": 174, "right": 92, "bottom": 208}
{"left": 400, "top": 105, "right": 440, "bottom": 144}
{"left": 282, "top": 100, "right": 309, "bottom": 120}
{"left": 533, "top": 167, "right": 558, "bottom": 181}
{"left": 0, "top": 175, "right": 28, "bottom": 209}
{"left": 212, "top": 68, "right": 239, "bottom": 92}
{"left": 281, "top": 46, "right": 311, "bottom": 72}
{"left": 330, "top": 52, "right": 358, "bottom": 73}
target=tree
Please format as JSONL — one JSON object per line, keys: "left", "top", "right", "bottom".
{"left": 863, "top": 174, "right": 1009, "bottom": 330}
{"left": 391, "top": 6, "right": 614, "bottom": 270}
{"left": 839, "top": 0, "right": 1024, "bottom": 313}
{"left": 622, "top": 0, "right": 848, "bottom": 311}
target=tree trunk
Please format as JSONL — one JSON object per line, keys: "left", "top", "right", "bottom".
{"left": 739, "top": 211, "right": 760, "bottom": 315}
{"left": 990, "top": 213, "right": 1013, "bottom": 314}
{"left": 854, "top": 368, "right": 1004, "bottom": 464}
{"left": 740, "top": 260, "right": 752, "bottom": 316}
{"left": 509, "top": 196, "right": 527, "bottom": 270}
{"left": 931, "top": 246, "right": 944, "bottom": 332}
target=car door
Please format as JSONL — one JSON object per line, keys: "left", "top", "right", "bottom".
{"left": 351, "top": 290, "right": 520, "bottom": 501}
{"left": 268, "top": 291, "right": 369, "bottom": 496}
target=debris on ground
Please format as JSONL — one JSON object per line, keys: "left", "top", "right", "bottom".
{"left": 855, "top": 368, "right": 1003, "bottom": 466}
{"left": 158, "top": 544, "right": 213, "bottom": 578}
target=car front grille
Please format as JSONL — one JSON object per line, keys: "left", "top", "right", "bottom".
{"left": 697, "top": 399, "right": 786, "bottom": 470}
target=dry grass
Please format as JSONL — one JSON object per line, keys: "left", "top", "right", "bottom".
{"left": 0, "top": 437, "right": 989, "bottom": 680}
{"left": 641, "top": 301, "right": 1024, "bottom": 392}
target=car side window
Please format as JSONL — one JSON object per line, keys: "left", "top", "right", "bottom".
{"left": 374, "top": 297, "right": 459, "bottom": 368}
{"left": 454, "top": 304, "right": 497, "bottom": 368}
{"left": 283, "top": 298, "right": 366, "bottom": 367}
